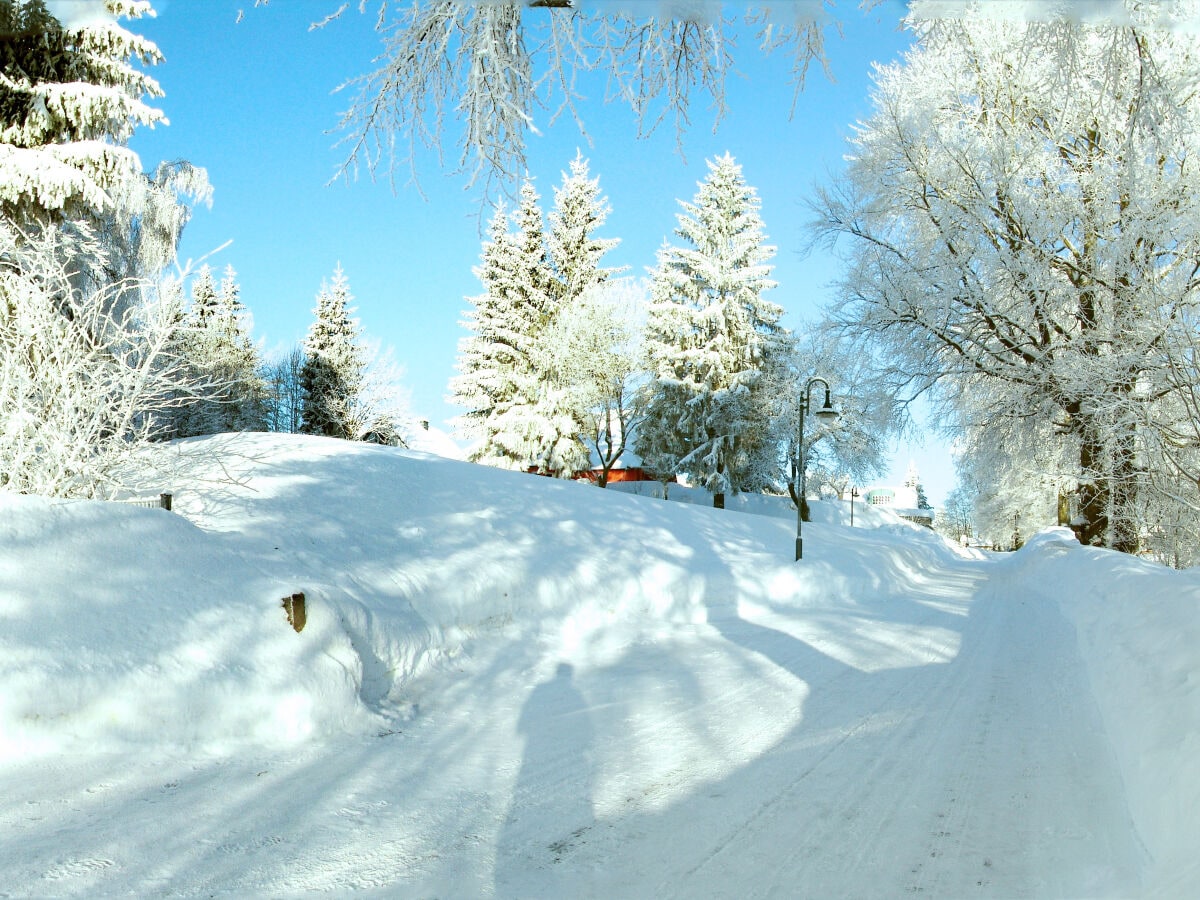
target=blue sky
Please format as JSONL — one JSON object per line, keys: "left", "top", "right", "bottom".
{"left": 123, "top": 0, "right": 956, "bottom": 504}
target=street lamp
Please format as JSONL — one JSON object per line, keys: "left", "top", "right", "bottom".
{"left": 795, "top": 376, "right": 839, "bottom": 561}
{"left": 850, "top": 486, "right": 860, "bottom": 527}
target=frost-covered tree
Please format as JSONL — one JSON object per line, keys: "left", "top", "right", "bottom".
{"left": 452, "top": 170, "right": 618, "bottom": 478}
{"left": 159, "top": 264, "right": 215, "bottom": 438}
{"left": 637, "top": 153, "right": 786, "bottom": 508}
{"left": 300, "top": 264, "right": 366, "bottom": 440}
{"left": 934, "top": 487, "right": 974, "bottom": 545}
{"left": 501, "top": 177, "right": 593, "bottom": 476}
{"left": 0, "top": 0, "right": 207, "bottom": 283}
{"left": 954, "top": 412, "right": 1072, "bottom": 547}
{"left": 779, "top": 327, "right": 895, "bottom": 508}
{"left": 546, "top": 151, "right": 621, "bottom": 306}
{"left": 1138, "top": 316, "right": 1200, "bottom": 566}
{"left": 450, "top": 188, "right": 554, "bottom": 469}
{"left": 322, "top": 2, "right": 849, "bottom": 199}
{"left": 538, "top": 276, "right": 646, "bottom": 486}
{"left": 337, "top": 338, "right": 411, "bottom": 446}
{"left": 0, "top": 224, "right": 197, "bottom": 496}
{"left": 0, "top": 0, "right": 163, "bottom": 224}
{"left": 451, "top": 206, "right": 531, "bottom": 466}
{"left": 527, "top": 152, "right": 624, "bottom": 478}
{"left": 0, "top": 1, "right": 214, "bottom": 495}
{"left": 263, "top": 345, "right": 306, "bottom": 434}
{"left": 163, "top": 265, "right": 267, "bottom": 438}
{"left": 813, "top": 4, "right": 1200, "bottom": 553}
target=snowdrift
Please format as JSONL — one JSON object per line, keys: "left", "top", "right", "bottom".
{"left": 1017, "top": 530, "right": 1200, "bottom": 896}
{"left": 0, "top": 432, "right": 956, "bottom": 754}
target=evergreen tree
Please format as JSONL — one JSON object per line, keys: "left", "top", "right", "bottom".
{"left": 451, "top": 184, "right": 556, "bottom": 469}
{"left": 157, "top": 265, "right": 216, "bottom": 439}
{"left": 165, "top": 265, "right": 266, "bottom": 438}
{"left": 0, "top": 1, "right": 210, "bottom": 496}
{"left": 533, "top": 155, "right": 622, "bottom": 478}
{"left": 903, "top": 461, "right": 932, "bottom": 511}
{"left": 491, "top": 180, "right": 563, "bottom": 471}
{"left": 209, "top": 265, "right": 268, "bottom": 432}
{"left": 546, "top": 151, "right": 621, "bottom": 307}
{"left": 0, "top": 0, "right": 208, "bottom": 289}
{"left": 300, "top": 264, "right": 365, "bottom": 439}
{"left": 0, "top": 0, "right": 164, "bottom": 227}
{"left": 451, "top": 205, "right": 536, "bottom": 468}
{"left": 636, "top": 153, "right": 786, "bottom": 508}
{"left": 452, "top": 158, "right": 623, "bottom": 479}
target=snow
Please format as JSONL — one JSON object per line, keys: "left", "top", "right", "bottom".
{"left": 1, "top": 432, "right": 1196, "bottom": 897}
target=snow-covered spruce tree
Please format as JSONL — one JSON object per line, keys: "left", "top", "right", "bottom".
{"left": 0, "top": 0, "right": 162, "bottom": 226}
{"left": 451, "top": 183, "right": 562, "bottom": 470}
{"left": 453, "top": 161, "right": 624, "bottom": 477}
{"left": 813, "top": 5, "right": 1200, "bottom": 553}
{"left": 530, "top": 152, "right": 623, "bottom": 478}
{"left": 300, "top": 264, "right": 366, "bottom": 440}
{"left": 158, "top": 263, "right": 217, "bottom": 438}
{"left": 546, "top": 151, "right": 621, "bottom": 309}
{"left": 210, "top": 265, "right": 268, "bottom": 432}
{"left": 0, "top": 0, "right": 207, "bottom": 287}
{"left": 501, "top": 177, "right": 589, "bottom": 476}
{"left": 297, "top": 265, "right": 407, "bottom": 444}
{"left": 0, "top": 224, "right": 196, "bottom": 497}
{"left": 161, "top": 266, "right": 267, "bottom": 438}
{"left": 450, "top": 206, "right": 531, "bottom": 467}
{"left": 636, "top": 153, "right": 786, "bottom": 509}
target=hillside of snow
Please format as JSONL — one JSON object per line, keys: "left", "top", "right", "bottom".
{"left": 1, "top": 433, "right": 1196, "bottom": 897}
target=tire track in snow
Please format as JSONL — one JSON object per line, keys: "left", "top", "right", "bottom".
{"left": 614, "top": 556, "right": 1147, "bottom": 899}
{"left": 664, "top": 597, "right": 981, "bottom": 899}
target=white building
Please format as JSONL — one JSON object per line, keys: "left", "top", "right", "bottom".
{"left": 863, "top": 462, "right": 933, "bottom": 528}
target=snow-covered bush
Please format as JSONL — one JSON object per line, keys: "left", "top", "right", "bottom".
{"left": 0, "top": 224, "right": 198, "bottom": 497}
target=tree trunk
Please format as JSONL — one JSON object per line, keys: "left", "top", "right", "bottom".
{"left": 713, "top": 491, "right": 725, "bottom": 509}
{"left": 786, "top": 481, "right": 810, "bottom": 522}
{"left": 1075, "top": 416, "right": 1140, "bottom": 554}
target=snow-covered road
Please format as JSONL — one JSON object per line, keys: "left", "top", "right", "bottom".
{"left": 1, "top": 548, "right": 1146, "bottom": 898}
{"left": 3, "top": 436, "right": 1191, "bottom": 897}
{"left": 483, "top": 555, "right": 1146, "bottom": 898}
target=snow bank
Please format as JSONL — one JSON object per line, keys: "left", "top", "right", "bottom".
{"left": 0, "top": 491, "right": 377, "bottom": 757}
{"left": 1011, "top": 529, "right": 1200, "bottom": 896}
{"left": 0, "top": 433, "right": 966, "bottom": 758}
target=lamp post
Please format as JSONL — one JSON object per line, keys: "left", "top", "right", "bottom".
{"left": 795, "top": 376, "right": 840, "bottom": 561}
{"left": 850, "top": 486, "right": 859, "bottom": 527}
